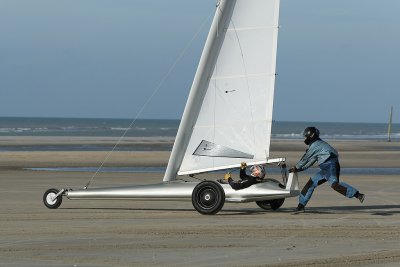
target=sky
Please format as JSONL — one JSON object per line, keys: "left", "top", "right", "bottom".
{"left": 0, "top": 0, "right": 399, "bottom": 123}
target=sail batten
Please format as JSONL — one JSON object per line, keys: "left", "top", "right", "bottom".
{"left": 164, "top": 0, "right": 280, "bottom": 181}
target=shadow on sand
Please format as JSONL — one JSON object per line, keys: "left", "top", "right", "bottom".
{"left": 60, "top": 204, "right": 400, "bottom": 216}
{"left": 285, "top": 205, "right": 400, "bottom": 216}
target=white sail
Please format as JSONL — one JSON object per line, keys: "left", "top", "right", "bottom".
{"left": 164, "top": 0, "right": 280, "bottom": 181}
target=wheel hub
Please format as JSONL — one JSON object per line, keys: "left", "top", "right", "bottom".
{"left": 46, "top": 193, "right": 57, "bottom": 205}
{"left": 199, "top": 188, "right": 217, "bottom": 208}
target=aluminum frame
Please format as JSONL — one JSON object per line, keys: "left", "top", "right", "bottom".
{"left": 64, "top": 172, "right": 299, "bottom": 203}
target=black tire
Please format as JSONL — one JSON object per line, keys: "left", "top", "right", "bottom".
{"left": 256, "top": 178, "right": 285, "bottom": 211}
{"left": 43, "top": 188, "right": 63, "bottom": 209}
{"left": 256, "top": 200, "right": 273, "bottom": 210}
{"left": 256, "top": 198, "right": 285, "bottom": 211}
{"left": 192, "top": 181, "right": 225, "bottom": 215}
{"left": 270, "top": 198, "right": 285, "bottom": 210}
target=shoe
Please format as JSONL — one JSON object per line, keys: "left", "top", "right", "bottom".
{"left": 217, "top": 179, "right": 228, "bottom": 184}
{"left": 292, "top": 203, "right": 305, "bottom": 214}
{"left": 356, "top": 193, "right": 365, "bottom": 203}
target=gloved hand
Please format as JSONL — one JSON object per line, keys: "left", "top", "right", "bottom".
{"left": 224, "top": 172, "right": 232, "bottom": 180}
{"left": 240, "top": 162, "right": 247, "bottom": 169}
{"left": 289, "top": 166, "right": 298, "bottom": 173}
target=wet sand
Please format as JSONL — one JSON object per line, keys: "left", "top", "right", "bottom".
{"left": 1, "top": 138, "right": 400, "bottom": 266}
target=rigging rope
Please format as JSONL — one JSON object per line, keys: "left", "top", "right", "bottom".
{"left": 83, "top": 7, "right": 216, "bottom": 189}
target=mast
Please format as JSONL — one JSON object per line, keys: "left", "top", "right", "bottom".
{"left": 387, "top": 105, "right": 393, "bottom": 142}
{"left": 163, "top": 1, "right": 237, "bottom": 182}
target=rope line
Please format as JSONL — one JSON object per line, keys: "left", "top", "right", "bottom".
{"left": 83, "top": 7, "right": 215, "bottom": 189}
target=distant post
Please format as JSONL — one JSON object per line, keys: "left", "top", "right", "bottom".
{"left": 387, "top": 106, "right": 393, "bottom": 142}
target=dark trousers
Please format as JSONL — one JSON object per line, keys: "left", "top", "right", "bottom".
{"left": 299, "top": 158, "right": 358, "bottom": 206}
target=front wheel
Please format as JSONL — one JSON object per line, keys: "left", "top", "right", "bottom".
{"left": 256, "top": 198, "right": 285, "bottom": 211}
{"left": 192, "top": 181, "right": 225, "bottom": 215}
{"left": 43, "top": 188, "right": 63, "bottom": 209}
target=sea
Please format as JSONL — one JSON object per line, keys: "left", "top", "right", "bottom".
{"left": 1, "top": 117, "right": 398, "bottom": 175}
{"left": 0, "top": 117, "right": 398, "bottom": 141}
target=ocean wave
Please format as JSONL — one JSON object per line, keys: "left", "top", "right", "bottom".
{"left": 111, "top": 127, "right": 132, "bottom": 131}
{"left": 273, "top": 133, "right": 399, "bottom": 140}
{"left": 32, "top": 128, "right": 50, "bottom": 132}
{"left": 0, "top": 127, "right": 32, "bottom": 133}
{"left": 273, "top": 133, "right": 302, "bottom": 138}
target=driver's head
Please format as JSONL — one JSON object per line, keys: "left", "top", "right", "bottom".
{"left": 250, "top": 164, "right": 265, "bottom": 179}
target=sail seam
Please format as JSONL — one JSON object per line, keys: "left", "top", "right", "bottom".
{"left": 226, "top": 26, "right": 279, "bottom": 32}
{"left": 193, "top": 120, "right": 270, "bottom": 129}
{"left": 211, "top": 73, "right": 275, "bottom": 80}
{"left": 229, "top": 16, "right": 258, "bottom": 158}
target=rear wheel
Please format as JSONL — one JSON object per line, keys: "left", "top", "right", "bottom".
{"left": 256, "top": 198, "right": 285, "bottom": 210}
{"left": 192, "top": 181, "right": 225, "bottom": 215}
{"left": 256, "top": 178, "right": 286, "bottom": 211}
{"left": 43, "top": 188, "right": 62, "bottom": 209}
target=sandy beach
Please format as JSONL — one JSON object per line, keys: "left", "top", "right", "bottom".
{"left": 1, "top": 138, "right": 400, "bottom": 266}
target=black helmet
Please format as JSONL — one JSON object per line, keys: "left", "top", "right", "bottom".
{"left": 303, "top": 127, "right": 320, "bottom": 145}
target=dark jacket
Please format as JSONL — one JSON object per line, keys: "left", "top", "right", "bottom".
{"left": 228, "top": 168, "right": 260, "bottom": 190}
